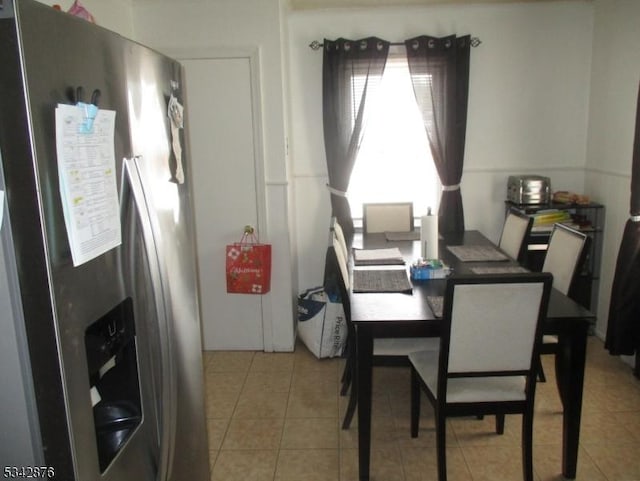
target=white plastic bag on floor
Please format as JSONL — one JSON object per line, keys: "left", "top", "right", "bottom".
{"left": 297, "top": 287, "right": 346, "bottom": 359}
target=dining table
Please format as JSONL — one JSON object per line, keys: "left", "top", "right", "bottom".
{"left": 350, "top": 230, "right": 595, "bottom": 481}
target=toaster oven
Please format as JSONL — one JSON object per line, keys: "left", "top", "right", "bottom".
{"left": 507, "top": 175, "right": 551, "bottom": 205}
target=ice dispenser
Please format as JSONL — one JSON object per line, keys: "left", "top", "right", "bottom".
{"left": 85, "top": 298, "right": 142, "bottom": 472}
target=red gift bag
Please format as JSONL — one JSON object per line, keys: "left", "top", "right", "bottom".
{"left": 226, "top": 226, "right": 272, "bottom": 294}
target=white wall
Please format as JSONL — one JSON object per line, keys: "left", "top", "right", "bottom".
{"left": 288, "top": 1, "right": 594, "bottom": 291}
{"left": 31, "top": 0, "right": 640, "bottom": 351}
{"left": 585, "top": 0, "right": 640, "bottom": 339}
{"left": 32, "top": 0, "right": 297, "bottom": 351}
{"left": 34, "top": 0, "right": 134, "bottom": 37}
{"left": 131, "top": 0, "right": 296, "bottom": 351}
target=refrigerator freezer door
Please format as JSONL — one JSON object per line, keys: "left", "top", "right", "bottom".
{"left": 124, "top": 44, "right": 209, "bottom": 480}
{"left": 8, "top": 2, "right": 168, "bottom": 478}
{"left": 121, "top": 157, "right": 173, "bottom": 481}
{"left": 1, "top": 1, "right": 208, "bottom": 479}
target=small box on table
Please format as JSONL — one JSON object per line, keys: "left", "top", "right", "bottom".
{"left": 410, "top": 259, "right": 450, "bottom": 280}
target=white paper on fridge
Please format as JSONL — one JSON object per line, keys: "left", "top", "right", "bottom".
{"left": 55, "top": 104, "right": 121, "bottom": 266}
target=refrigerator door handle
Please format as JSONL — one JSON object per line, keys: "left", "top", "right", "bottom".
{"left": 121, "top": 156, "right": 176, "bottom": 481}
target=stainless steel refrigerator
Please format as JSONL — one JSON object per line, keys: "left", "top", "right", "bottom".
{"left": 0, "top": 1, "right": 209, "bottom": 479}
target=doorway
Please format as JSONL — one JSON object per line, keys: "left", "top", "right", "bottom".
{"left": 179, "top": 52, "right": 267, "bottom": 350}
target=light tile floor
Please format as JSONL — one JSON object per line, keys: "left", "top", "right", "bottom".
{"left": 203, "top": 336, "right": 640, "bottom": 481}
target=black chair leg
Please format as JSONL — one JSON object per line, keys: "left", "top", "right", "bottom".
{"left": 340, "top": 339, "right": 356, "bottom": 395}
{"left": 340, "top": 357, "right": 352, "bottom": 396}
{"left": 496, "top": 414, "right": 505, "bottom": 435}
{"left": 522, "top": 407, "right": 535, "bottom": 481}
{"left": 341, "top": 344, "right": 358, "bottom": 428}
{"left": 435, "top": 412, "right": 448, "bottom": 481}
{"left": 340, "top": 354, "right": 349, "bottom": 382}
{"left": 537, "top": 355, "right": 547, "bottom": 382}
{"left": 342, "top": 382, "right": 357, "bottom": 429}
{"left": 410, "top": 367, "right": 421, "bottom": 438}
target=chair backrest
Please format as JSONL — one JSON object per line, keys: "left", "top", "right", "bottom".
{"left": 332, "top": 236, "right": 350, "bottom": 292}
{"left": 362, "top": 202, "right": 414, "bottom": 234}
{"left": 330, "top": 217, "right": 350, "bottom": 264}
{"left": 498, "top": 210, "right": 533, "bottom": 262}
{"left": 542, "top": 223, "right": 589, "bottom": 296}
{"left": 440, "top": 273, "right": 552, "bottom": 378}
{"left": 325, "top": 241, "right": 351, "bottom": 322}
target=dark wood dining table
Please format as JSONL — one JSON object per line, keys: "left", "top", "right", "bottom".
{"left": 350, "top": 230, "right": 594, "bottom": 481}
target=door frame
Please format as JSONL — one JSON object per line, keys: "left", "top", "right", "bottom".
{"left": 162, "top": 46, "right": 272, "bottom": 350}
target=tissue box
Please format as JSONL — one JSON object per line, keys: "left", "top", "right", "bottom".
{"left": 410, "top": 260, "right": 450, "bottom": 280}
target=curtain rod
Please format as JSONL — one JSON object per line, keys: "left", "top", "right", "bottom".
{"left": 308, "top": 37, "right": 481, "bottom": 50}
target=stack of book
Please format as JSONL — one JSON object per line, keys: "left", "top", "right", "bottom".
{"left": 530, "top": 209, "right": 573, "bottom": 232}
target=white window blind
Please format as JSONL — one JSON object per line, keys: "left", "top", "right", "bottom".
{"left": 348, "top": 46, "right": 439, "bottom": 219}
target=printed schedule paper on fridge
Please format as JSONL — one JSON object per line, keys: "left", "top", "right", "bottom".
{"left": 55, "top": 103, "right": 121, "bottom": 266}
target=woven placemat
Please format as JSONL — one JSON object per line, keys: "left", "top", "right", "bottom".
{"left": 353, "top": 269, "right": 412, "bottom": 293}
{"left": 470, "top": 266, "right": 529, "bottom": 274}
{"left": 446, "top": 245, "right": 509, "bottom": 262}
{"left": 384, "top": 231, "right": 420, "bottom": 241}
{"left": 354, "top": 247, "right": 404, "bottom": 266}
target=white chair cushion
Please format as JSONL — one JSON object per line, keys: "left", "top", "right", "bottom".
{"left": 409, "top": 350, "right": 439, "bottom": 389}
{"left": 409, "top": 349, "right": 527, "bottom": 403}
{"left": 374, "top": 337, "right": 439, "bottom": 356}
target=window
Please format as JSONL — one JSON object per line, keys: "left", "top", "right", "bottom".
{"left": 348, "top": 46, "right": 440, "bottom": 220}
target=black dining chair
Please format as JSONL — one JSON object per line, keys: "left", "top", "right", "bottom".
{"left": 328, "top": 219, "right": 354, "bottom": 396}
{"left": 498, "top": 209, "right": 533, "bottom": 263}
{"left": 324, "top": 234, "right": 436, "bottom": 430}
{"left": 538, "top": 223, "right": 590, "bottom": 381}
{"left": 408, "top": 272, "right": 552, "bottom": 481}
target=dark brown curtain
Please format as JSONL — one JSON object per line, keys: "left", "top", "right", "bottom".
{"left": 606, "top": 82, "right": 640, "bottom": 371}
{"left": 322, "top": 37, "right": 389, "bottom": 245}
{"left": 404, "top": 35, "right": 471, "bottom": 235}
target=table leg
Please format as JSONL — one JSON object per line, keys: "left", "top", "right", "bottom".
{"left": 357, "top": 329, "right": 374, "bottom": 481}
{"left": 554, "top": 322, "right": 588, "bottom": 479}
